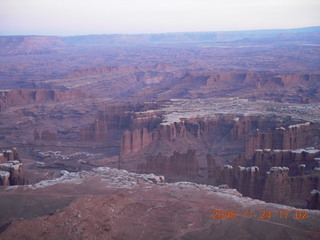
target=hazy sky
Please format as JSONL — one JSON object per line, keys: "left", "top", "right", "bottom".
{"left": 1, "top": 0, "right": 319, "bottom": 35}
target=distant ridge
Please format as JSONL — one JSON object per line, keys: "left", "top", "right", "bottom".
{"left": 2, "top": 25, "right": 320, "bottom": 37}
{"left": 61, "top": 26, "right": 320, "bottom": 46}
{"left": 0, "top": 26, "right": 319, "bottom": 55}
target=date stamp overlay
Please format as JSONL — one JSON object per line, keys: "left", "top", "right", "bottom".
{"left": 211, "top": 210, "right": 308, "bottom": 220}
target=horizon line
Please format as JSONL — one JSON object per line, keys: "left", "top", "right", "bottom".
{"left": 1, "top": 25, "right": 319, "bottom": 38}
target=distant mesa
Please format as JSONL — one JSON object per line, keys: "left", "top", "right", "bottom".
{"left": 0, "top": 36, "right": 65, "bottom": 56}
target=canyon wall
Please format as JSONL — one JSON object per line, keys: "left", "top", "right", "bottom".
{"left": 121, "top": 116, "right": 243, "bottom": 156}
{"left": 30, "top": 102, "right": 162, "bottom": 151}
{"left": 34, "top": 130, "right": 58, "bottom": 141}
{"left": 121, "top": 115, "right": 319, "bottom": 163}
{"left": 203, "top": 72, "right": 320, "bottom": 102}
{"left": 262, "top": 167, "right": 320, "bottom": 208}
{"left": 245, "top": 122, "right": 320, "bottom": 157}
{"left": 137, "top": 149, "right": 199, "bottom": 181}
{"left": 120, "top": 113, "right": 320, "bottom": 208}
{"left": 248, "top": 148, "right": 320, "bottom": 175}
{"left": 121, "top": 121, "right": 187, "bottom": 155}
{"left": 60, "top": 64, "right": 320, "bottom": 102}
{"left": 217, "top": 148, "right": 320, "bottom": 208}
{"left": 79, "top": 103, "right": 161, "bottom": 143}
{"left": 0, "top": 89, "right": 86, "bottom": 112}
{"left": 205, "top": 72, "right": 320, "bottom": 91}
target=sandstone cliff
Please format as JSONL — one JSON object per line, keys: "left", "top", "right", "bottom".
{"left": 34, "top": 130, "right": 58, "bottom": 141}
{"left": 0, "top": 89, "right": 86, "bottom": 112}
{"left": 249, "top": 148, "right": 320, "bottom": 175}
{"left": 217, "top": 148, "right": 320, "bottom": 208}
{"left": 245, "top": 122, "right": 320, "bottom": 157}
{"left": 119, "top": 112, "right": 320, "bottom": 209}
{"left": 201, "top": 72, "right": 320, "bottom": 102}
{"left": 79, "top": 103, "right": 161, "bottom": 143}
{"left": 262, "top": 166, "right": 320, "bottom": 208}
{"left": 121, "top": 115, "right": 318, "bottom": 164}
{"left": 0, "top": 148, "right": 24, "bottom": 186}
{"left": 137, "top": 149, "right": 199, "bottom": 180}
{"left": 121, "top": 121, "right": 186, "bottom": 155}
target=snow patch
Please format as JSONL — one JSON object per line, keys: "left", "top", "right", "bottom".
{"left": 292, "top": 148, "right": 320, "bottom": 154}
{"left": 288, "top": 122, "right": 310, "bottom": 129}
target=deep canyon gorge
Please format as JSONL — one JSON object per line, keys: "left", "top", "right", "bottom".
{"left": 0, "top": 27, "right": 320, "bottom": 239}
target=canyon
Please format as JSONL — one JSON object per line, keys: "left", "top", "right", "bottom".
{"left": 0, "top": 27, "right": 320, "bottom": 239}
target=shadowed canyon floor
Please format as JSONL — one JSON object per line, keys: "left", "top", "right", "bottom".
{"left": 0, "top": 27, "right": 320, "bottom": 239}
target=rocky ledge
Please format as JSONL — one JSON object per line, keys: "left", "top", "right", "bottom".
{"left": 1, "top": 166, "right": 320, "bottom": 239}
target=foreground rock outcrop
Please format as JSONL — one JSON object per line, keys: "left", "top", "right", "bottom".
{"left": 1, "top": 167, "right": 320, "bottom": 240}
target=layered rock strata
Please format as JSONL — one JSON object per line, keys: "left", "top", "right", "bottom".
{"left": 0, "top": 148, "right": 23, "bottom": 186}
{"left": 120, "top": 112, "right": 320, "bottom": 208}
{"left": 121, "top": 115, "right": 319, "bottom": 169}
{"left": 218, "top": 148, "right": 320, "bottom": 209}
{"left": 0, "top": 89, "right": 86, "bottom": 112}
{"left": 245, "top": 122, "right": 320, "bottom": 157}
{"left": 137, "top": 149, "right": 199, "bottom": 180}
{"left": 79, "top": 103, "right": 161, "bottom": 143}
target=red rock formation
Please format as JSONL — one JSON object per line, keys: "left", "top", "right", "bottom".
{"left": 245, "top": 122, "right": 319, "bottom": 157}
{"left": 202, "top": 72, "right": 320, "bottom": 102}
{"left": 204, "top": 72, "right": 301, "bottom": 90}
{"left": 250, "top": 148, "right": 320, "bottom": 175}
{"left": 121, "top": 121, "right": 187, "bottom": 154}
{"left": 237, "top": 166, "right": 261, "bottom": 198}
{"left": 205, "top": 72, "right": 247, "bottom": 87}
{"left": 79, "top": 119, "right": 108, "bottom": 142}
{"left": 205, "top": 72, "right": 320, "bottom": 90}
{"left": 0, "top": 89, "right": 86, "bottom": 112}
{"left": 0, "top": 171, "right": 10, "bottom": 186}
{"left": 0, "top": 148, "right": 19, "bottom": 163}
{"left": 139, "top": 153, "right": 169, "bottom": 175}
{"left": 220, "top": 165, "right": 235, "bottom": 188}
{"left": 217, "top": 164, "right": 262, "bottom": 198}
{"left": 121, "top": 115, "right": 314, "bottom": 164}
{"left": 121, "top": 128, "right": 153, "bottom": 154}
{"left": 310, "top": 189, "right": 320, "bottom": 209}
{"left": 219, "top": 148, "right": 320, "bottom": 208}
{"left": 121, "top": 115, "right": 242, "bottom": 156}
{"left": 139, "top": 149, "right": 199, "bottom": 179}
{"left": 121, "top": 115, "right": 319, "bottom": 178}
{"left": 262, "top": 167, "right": 290, "bottom": 203}
{"left": 206, "top": 154, "right": 220, "bottom": 184}
{"left": 169, "top": 150, "right": 199, "bottom": 176}
{"left": 79, "top": 103, "right": 161, "bottom": 143}
{"left": 262, "top": 167, "right": 320, "bottom": 208}
{"left": 230, "top": 116, "right": 259, "bottom": 141}
{"left": 0, "top": 148, "right": 24, "bottom": 186}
